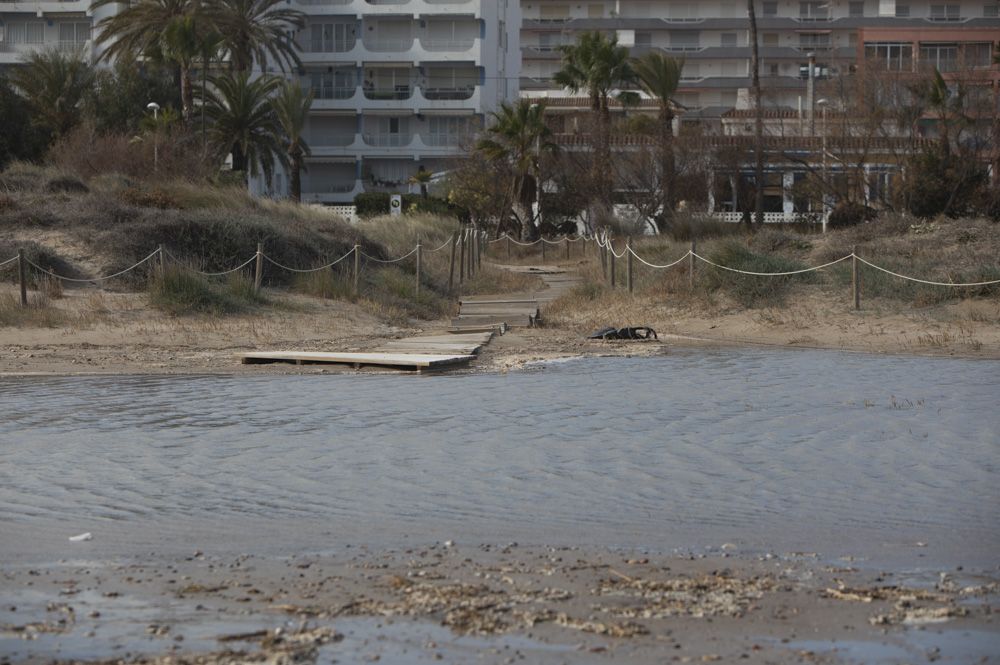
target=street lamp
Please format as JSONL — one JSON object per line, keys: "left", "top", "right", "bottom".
{"left": 529, "top": 102, "right": 542, "bottom": 227}
{"left": 146, "top": 102, "right": 160, "bottom": 172}
{"left": 816, "top": 98, "right": 829, "bottom": 230}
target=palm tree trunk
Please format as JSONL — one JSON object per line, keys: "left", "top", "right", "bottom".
{"left": 232, "top": 142, "right": 247, "bottom": 177}
{"left": 597, "top": 97, "right": 613, "bottom": 209}
{"left": 748, "top": 0, "right": 764, "bottom": 228}
{"left": 180, "top": 64, "right": 194, "bottom": 124}
{"left": 660, "top": 106, "right": 676, "bottom": 228}
{"left": 290, "top": 153, "right": 301, "bottom": 202}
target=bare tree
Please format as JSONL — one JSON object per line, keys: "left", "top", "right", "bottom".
{"left": 748, "top": 0, "right": 764, "bottom": 228}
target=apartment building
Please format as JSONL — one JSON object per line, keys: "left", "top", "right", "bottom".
{"left": 0, "top": 0, "right": 114, "bottom": 69}
{"left": 520, "top": 0, "right": 1000, "bottom": 121}
{"left": 269, "top": 0, "right": 521, "bottom": 203}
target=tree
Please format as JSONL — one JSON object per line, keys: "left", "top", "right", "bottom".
{"left": 747, "top": 0, "right": 764, "bottom": 228}
{"left": 203, "top": 72, "right": 285, "bottom": 181}
{"left": 475, "top": 99, "right": 556, "bottom": 241}
{"left": 86, "top": 62, "right": 179, "bottom": 134}
{"left": 631, "top": 52, "right": 683, "bottom": 230}
{"left": 0, "top": 76, "right": 49, "bottom": 166}
{"left": 9, "top": 48, "right": 94, "bottom": 140}
{"left": 207, "top": 0, "right": 305, "bottom": 73}
{"left": 409, "top": 168, "right": 432, "bottom": 200}
{"left": 271, "top": 81, "right": 312, "bottom": 202}
{"left": 92, "top": 0, "right": 206, "bottom": 124}
{"left": 554, "top": 31, "right": 637, "bottom": 211}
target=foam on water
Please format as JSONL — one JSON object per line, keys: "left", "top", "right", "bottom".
{"left": 1, "top": 348, "right": 998, "bottom": 567}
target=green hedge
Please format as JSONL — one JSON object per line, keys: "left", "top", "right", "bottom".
{"left": 353, "top": 192, "right": 458, "bottom": 218}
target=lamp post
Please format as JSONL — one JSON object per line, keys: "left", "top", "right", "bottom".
{"left": 530, "top": 102, "right": 542, "bottom": 230}
{"left": 146, "top": 102, "right": 160, "bottom": 172}
{"left": 817, "top": 98, "right": 829, "bottom": 230}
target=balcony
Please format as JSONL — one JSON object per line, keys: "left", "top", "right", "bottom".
{"left": 297, "top": 37, "right": 482, "bottom": 65}
{"left": 421, "top": 85, "right": 474, "bottom": 100}
{"left": 363, "top": 85, "right": 413, "bottom": 100}
{"left": 0, "top": 0, "right": 93, "bottom": 14}
{"left": 362, "top": 133, "right": 413, "bottom": 147}
{"left": 420, "top": 37, "right": 476, "bottom": 52}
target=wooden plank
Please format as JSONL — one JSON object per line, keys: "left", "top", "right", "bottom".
{"left": 379, "top": 342, "right": 485, "bottom": 354}
{"left": 451, "top": 315, "right": 533, "bottom": 327}
{"left": 459, "top": 298, "right": 539, "bottom": 305}
{"left": 401, "top": 333, "right": 493, "bottom": 344}
{"left": 239, "top": 351, "right": 474, "bottom": 370}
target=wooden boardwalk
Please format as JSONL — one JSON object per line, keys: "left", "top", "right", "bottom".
{"left": 238, "top": 333, "right": 492, "bottom": 372}
{"left": 449, "top": 265, "right": 580, "bottom": 333}
{"left": 240, "top": 259, "right": 581, "bottom": 372}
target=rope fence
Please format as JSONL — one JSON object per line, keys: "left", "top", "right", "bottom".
{"left": 4, "top": 230, "right": 997, "bottom": 311}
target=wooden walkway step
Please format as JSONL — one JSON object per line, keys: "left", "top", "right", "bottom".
{"left": 239, "top": 351, "right": 474, "bottom": 372}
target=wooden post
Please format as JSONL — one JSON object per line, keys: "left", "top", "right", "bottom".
{"left": 459, "top": 230, "right": 466, "bottom": 283}
{"left": 565, "top": 237, "right": 570, "bottom": 261}
{"left": 689, "top": 239, "right": 696, "bottom": 291}
{"left": 599, "top": 242, "right": 607, "bottom": 278}
{"left": 447, "top": 232, "right": 457, "bottom": 292}
{"left": 852, "top": 244, "right": 860, "bottom": 310}
{"left": 506, "top": 234, "right": 511, "bottom": 261}
{"left": 353, "top": 243, "right": 360, "bottom": 297}
{"left": 476, "top": 230, "right": 482, "bottom": 271}
{"left": 626, "top": 236, "right": 633, "bottom": 295}
{"left": 541, "top": 237, "right": 546, "bottom": 262}
{"left": 254, "top": 242, "right": 264, "bottom": 292}
{"left": 18, "top": 248, "right": 27, "bottom": 307}
{"left": 610, "top": 242, "right": 616, "bottom": 288}
{"left": 157, "top": 243, "right": 165, "bottom": 277}
{"left": 415, "top": 237, "right": 422, "bottom": 296}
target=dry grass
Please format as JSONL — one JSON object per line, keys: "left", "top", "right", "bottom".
{"left": 0, "top": 293, "right": 65, "bottom": 327}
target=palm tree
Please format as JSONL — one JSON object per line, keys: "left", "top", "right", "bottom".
{"left": 10, "top": 48, "right": 94, "bottom": 139}
{"left": 476, "top": 99, "right": 556, "bottom": 241}
{"left": 92, "top": 0, "right": 205, "bottom": 124}
{"left": 198, "top": 30, "right": 226, "bottom": 150}
{"left": 632, "top": 52, "right": 683, "bottom": 229}
{"left": 203, "top": 72, "right": 285, "bottom": 181}
{"left": 748, "top": 0, "right": 764, "bottom": 228}
{"left": 554, "top": 31, "right": 637, "bottom": 211}
{"left": 409, "top": 168, "right": 433, "bottom": 200}
{"left": 207, "top": 0, "right": 305, "bottom": 73}
{"left": 271, "top": 80, "right": 312, "bottom": 202}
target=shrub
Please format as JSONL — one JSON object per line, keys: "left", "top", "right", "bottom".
{"left": 703, "top": 240, "right": 813, "bottom": 307}
{"left": 904, "top": 150, "right": 987, "bottom": 219}
{"left": 354, "top": 192, "right": 391, "bottom": 217}
{"left": 148, "top": 265, "right": 263, "bottom": 315}
{"left": 827, "top": 202, "right": 876, "bottom": 229}
{"left": 0, "top": 194, "right": 15, "bottom": 211}
{"left": 119, "top": 187, "right": 176, "bottom": 209}
{"left": 0, "top": 293, "right": 64, "bottom": 328}
{"left": 0, "top": 241, "right": 80, "bottom": 285}
{"left": 46, "top": 176, "right": 89, "bottom": 194}
{"left": 665, "top": 214, "right": 743, "bottom": 242}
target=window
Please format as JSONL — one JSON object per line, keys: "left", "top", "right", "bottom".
{"left": 800, "top": 1, "right": 830, "bottom": 19}
{"left": 539, "top": 5, "right": 570, "bottom": 20}
{"left": 634, "top": 31, "right": 652, "bottom": 47}
{"left": 865, "top": 42, "right": 913, "bottom": 70}
{"left": 763, "top": 2, "right": 778, "bottom": 17}
{"left": 9, "top": 22, "right": 46, "bottom": 44}
{"left": 722, "top": 62, "right": 738, "bottom": 76}
{"left": 763, "top": 33, "right": 779, "bottom": 46}
{"left": 799, "top": 61, "right": 830, "bottom": 78}
{"left": 850, "top": 2, "right": 866, "bottom": 17}
{"left": 768, "top": 63, "right": 780, "bottom": 76}
{"left": 588, "top": 4, "right": 604, "bottom": 18}
{"left": 799, "top": 32, "right": 831, "bottom": 50}
{"left": 895, "top": 4, "right": 910, "bottom": 16}
{"left": 310, "top": 22, "right": 355, "bottom": 53}
{"left": 929, "top": 4, "right": 961, "bottom": 20}
{"left": 986, "top": 4, "right": 1000, "bottom": 17}
{"left": 669, "top": 31, "right": 700, "bottom": 50}
{"left": 919, "top": 43, "right": 958, "bottom": 71}
{"left": 963, "top": 42, "right": 993, "bottom": 67}
{"left": 59, "top": 22, "right": 90, "bottom": 44}
{"left": 721, "top": 32, "right": 737, "bottom": 47}
{"left": 681, "top": 62, "right": 700, "bottom": 79}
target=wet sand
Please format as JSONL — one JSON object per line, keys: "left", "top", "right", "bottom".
{"left": 2, "top": 543, "right": 998, "bottom": 665}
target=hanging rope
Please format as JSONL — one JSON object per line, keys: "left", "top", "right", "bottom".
{"left": 692, "top": 252, "right": 852, "bottom": 276}
{"left": 263, "top": 248, "right": 356, "bottom": 273}
{"left": 854, "top": 255, "right": 1000, "bottom": 287}
{"left": 360, "top": 247, "right": 419, "bottom": 264}
{"left": 627, "top": 246, "right": 692, "bottom": 269}
{"left": 24, "top": 249, "right": 162, "bottom": 283}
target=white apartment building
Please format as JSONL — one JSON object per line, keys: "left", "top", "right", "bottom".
{"left": 265, "top": 0, "right": 522, "bottom": 203}
{"left": 520, "top": 0, "right": 1000, "bottom": 118}
{"left": 0, "top": 0, "right": 114, "bottom": 69}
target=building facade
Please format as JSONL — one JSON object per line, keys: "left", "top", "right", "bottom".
{"left": 269, "top": 0, "right": 522, "bottom": 203}
{"left": 520, "top": 0, "right": 1000, "bottom": 119}
{"left": 0, "top": 0, "right": 114, "bottom": 69}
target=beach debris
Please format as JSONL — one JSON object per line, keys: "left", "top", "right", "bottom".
{"left": 68, "top": 532, "right": 92, "bottom": 542}
{"left": 587, "top": 326, "right": 658, "bottom": 341}
{"left": 594, "top": 571, "right": 774, "bottom": 620}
